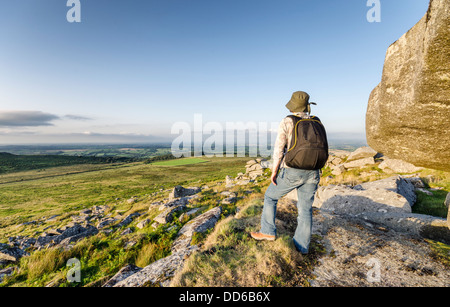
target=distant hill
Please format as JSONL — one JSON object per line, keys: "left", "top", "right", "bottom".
{"left": 0, "top": 153, "right": 136, "bottom": 174}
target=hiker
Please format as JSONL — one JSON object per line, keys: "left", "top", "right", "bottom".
{"left": 251, "top": 91, "right": 329, "bottom": 254}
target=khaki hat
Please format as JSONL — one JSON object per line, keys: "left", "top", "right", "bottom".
{"left": 286, "top": 91, "right": 317, "bottom": 113}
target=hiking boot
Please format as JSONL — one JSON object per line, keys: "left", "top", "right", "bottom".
{"left": 250, "top": 232, "right": 276, "bottom": 241}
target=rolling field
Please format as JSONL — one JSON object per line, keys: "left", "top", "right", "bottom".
{"left": 0, "top": 157, "right": 250, "bottom": 239}
{"left": 150, "top": 157, "right": 208, "bottom": 166}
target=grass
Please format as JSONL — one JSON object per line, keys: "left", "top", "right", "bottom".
{"left": 0, "top": 156, "right": 251, "bottom": 287}
{"left": 1, "top": 154, "right": 448, "bottom": 287}
{"left": 412, "top": 169, "right": 450, "bottom": 218}
{"left": 0, "top": 157, "right": 249, "bottom": 240}
{"left": 2, "top": 218, "right": 183, "bottom": 287}
{"left": 427, "top": 239, "right": 450, "bottom": 268}
{"left": 0, "top": 152, "right": 134, "bottom": 174}
{"left": 171, "top": 195, "right": 326, "bottom": 287}
{"left": 150, "top": 157, "right": 209, "bottom": 166}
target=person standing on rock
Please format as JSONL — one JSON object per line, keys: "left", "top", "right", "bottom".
{"left": 251, "top": 91, "right": 328, "bottom": 254}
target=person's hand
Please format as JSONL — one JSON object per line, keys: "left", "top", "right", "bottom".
{"left": 271, "top": 172, "right": 278, "bottom": 186}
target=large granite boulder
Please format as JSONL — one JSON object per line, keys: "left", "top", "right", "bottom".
{"left": 366, "top": 0, "right": 450, "bottom": 172}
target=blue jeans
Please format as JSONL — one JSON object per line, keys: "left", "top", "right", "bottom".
{"left": 260, "top": 167, "right": 320, "bottom": 254}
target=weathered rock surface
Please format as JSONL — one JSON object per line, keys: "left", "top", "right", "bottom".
{"left": 343, "top": 157, "right": 376, "bottom": 169}
{"left": 116, "top": 212, "right": 141, "bottom": 228}
{"left": 379, "top": 158, "right": 423, "bottom": 174}
{"left": 0, "top": 244, "right": 27, "bottom": 262}
{"left": 366, "top": 0, "right": 450, "bottom": 171}
{"left": 354, "top": 176, "right": 417, "bottom": 206}
{"left": 356, "top": 211, "right": 449, "bottom": 245}
{"left": 171, "top": 207, "right": 222, "bottom": 253}
{"left": 0, "top": 266, "right": 16, "bottom": 283}
{"left": 310, "top": 209, "right": 450, "bottom": 287}
{"left": 102, "top": 264, "right": 142, "bottom": 287}
{"left": 35, "top": 224, "right": 98, "bottom": 249}
{"left": 169, "top": 186, "right": 201, "bottom": 201}
{"left": 113, "top": 246, "right": 199, "bottom": 287}
{"left": 345, "top": 146, "right": 377, "bottom": 162}
{"left": 287, "top": 176, "right": 416, "bottom": 215}
{"left": 154, "top": 205, "right": 186, "bottom": 225}
{"left": 109, "top": 207, "right": 222, "bottom": 287}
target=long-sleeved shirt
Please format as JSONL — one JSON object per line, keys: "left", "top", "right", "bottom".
{"left": 272, "top": 112, "right": 311, "bottom": 174}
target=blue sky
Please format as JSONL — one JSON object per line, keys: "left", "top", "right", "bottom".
{"left": 0, "top": 0, "right": 430, "bottom": 144}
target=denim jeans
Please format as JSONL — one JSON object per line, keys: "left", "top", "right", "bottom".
{"left": 260, "top": 167, "right": 320, "bottom": 254}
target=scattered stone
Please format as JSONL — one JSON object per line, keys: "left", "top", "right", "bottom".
{"left": 178, "top": 208, "right": 200, "bottom": 222}
{"left": 8, "top": 236, "right": 36, "bottom": 250}
{"left": 0, "top": 244, "right": 27, "bottom": 262}
{"left": 225, "top": 176, "right": 235, "bottom": 188}
{"left": 0, "top": 266, "right": 16, "bottom": 283}
{"left": 345, "top": 146, "right": 377, "bottom": 162}
{"left": 57, "top": 225, "right": 99, "bottom": 247}
{"left": 416, "top": 188, "right": 433, "bottom": 196}
{"left": 92, "top": 205, "right": 109, "bottom": 214}
{"left": 136, "top": 219, "right": 151, "bottom": 229}
{"left": 343, "top": 157, "right": 376, "bottom": 169}
{"left": 379, "top": 159, "right": 423, "bottom": 174}
{"left": 80, "top": 209, "right": 92, "bottom": 215}
{"left": 103, "top": 264, "right": 143, "bottom": 287}
{"left": 331, "top": 164, "right": 346, "bottom": 176}
{"left": 154, "top": 202, "right": 186, "bottom": 224}
{"left": 172, "top": 207, "right": 223, "bottom": 253}
{"left": 260, "top": 160, "right": 272, "bottom": 169}
{"left": 96, "top": 217, "right": 118, "bottom": 229}
{"left": 246, "top": 160, "right": 257, "bottom": 167}
{"left": 113, "top": 246, "right": 199, "bottom": 287}
{"left": 112, "top": 207, "right": 223, "bottom": 287}
{"left": 222, "top": 197, "right": 237, "bottom": 205}
{"left": 120, "top": 228, "right": 133, "bottom": 236}
{"left": 35, "top": 224, "right": 98, "bottom": 249}
{"left": 169, "top": 186, "right": 201, "bottom": 201}
{"left": 159, "top": 197, "right": 189, "bottom": 211}
{"left": 116, "top": 212, "right": 141, "bottom": 228}
{"left": 45, "top": 215, "right": 60, "bottom": 222}
{"left": 236, "top": 179, "right": 251, "bottom": 186}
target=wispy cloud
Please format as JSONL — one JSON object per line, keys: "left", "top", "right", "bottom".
{"left": 0, "top": 111, "right": 60, "bottom": 127}
{"left": 64, "top": 114, "right": 92, "bottom": 121}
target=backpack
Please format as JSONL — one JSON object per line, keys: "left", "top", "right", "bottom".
{"left": 284, "top": 115, "right": 329, "bottom": 170}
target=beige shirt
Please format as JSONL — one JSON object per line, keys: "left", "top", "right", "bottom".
{"left": 272, "top": 112, "right": 311, "bottom": 173}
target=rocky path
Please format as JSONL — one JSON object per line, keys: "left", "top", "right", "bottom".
{"left": 310, "top": 209, "right": 450, "bottom": 287}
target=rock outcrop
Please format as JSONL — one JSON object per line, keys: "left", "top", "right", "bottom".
{"left": 310, "top": 208, "right": 450, "bottom": 286}
{"left": 0, "top": 244, "right": 27, "bottom": 262}
{"left": 109, "top": 207, "right": 222, "bottom": 287}
{"left": 225, "top": 158, "right": 271, "bottom": 187}
{"left": 169, "top": 186, "right": 201, "bottom": 201}
{"left": 285, "top": 146, "right": 449, "bottom": 243}
{"left": 311, "top": 176, "right": 416, "bottom": 215}
{"left": 366, "top": 0, "right": 450, "bottom": 172}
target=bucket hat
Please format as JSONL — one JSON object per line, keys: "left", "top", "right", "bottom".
{"left": 286, "top": 91, "right": 317, "bottom": 113}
